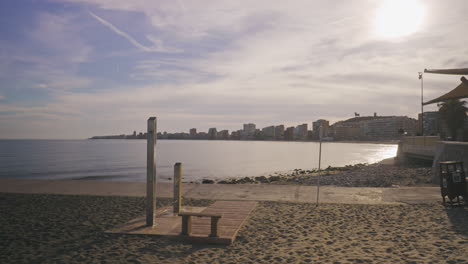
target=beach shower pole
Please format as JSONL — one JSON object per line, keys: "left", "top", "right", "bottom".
{"left": 173, "top": 162, "right": 182, "bottom": 214}
{"left": 146, "top": 117, "right": 157, "bottom": 227}
{"left": 316, "top": 126, "right": 323, "bottom": 207}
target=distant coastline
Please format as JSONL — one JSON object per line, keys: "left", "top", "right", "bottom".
{"left": 88, "top": 135, "right": 398, "bottom": 145}
{"left": 89, "top": 115, "right": 417, "bottom": 143}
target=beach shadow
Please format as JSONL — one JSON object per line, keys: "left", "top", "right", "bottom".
{"left": 444, "top": 202, "right": 468, "bottom": 238}
{"left": 131, "top": 235, "right": 227, "bottom": 261}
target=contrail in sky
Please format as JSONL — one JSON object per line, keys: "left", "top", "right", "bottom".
{"left": 89, "top": 11, "right": 156, "bottom": 52}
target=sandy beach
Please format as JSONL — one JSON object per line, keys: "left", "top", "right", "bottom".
{"left": 1, "top": 192, "right": 467, "bottom": 263}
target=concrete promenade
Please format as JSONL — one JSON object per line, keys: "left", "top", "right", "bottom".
{"left": 0, "top": 178, "right": 442, "bottom": 205}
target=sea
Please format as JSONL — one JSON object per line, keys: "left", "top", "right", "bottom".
{"left": 0, "top": 139, "right": 397, "bottom": 182}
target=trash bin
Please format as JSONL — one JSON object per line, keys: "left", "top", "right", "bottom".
{"left": 439, "top": 161, "right": 467, "bottom": 205}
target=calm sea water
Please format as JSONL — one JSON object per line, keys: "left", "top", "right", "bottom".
{"left": 0, "top": 139, "right": 397, "bottom": 182}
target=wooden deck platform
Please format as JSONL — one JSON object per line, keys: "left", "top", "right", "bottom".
{"left": 106, "top": 201, "right": 258, "bottom": 245}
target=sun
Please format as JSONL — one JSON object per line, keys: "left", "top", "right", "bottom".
{"left": 375, "top": 0, "right": 425, "bottom": 39}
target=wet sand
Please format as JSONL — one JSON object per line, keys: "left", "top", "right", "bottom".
{"left": 1, "top": 193, "right": 467, "bottom": 263}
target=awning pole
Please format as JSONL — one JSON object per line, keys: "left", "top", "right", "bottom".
{"left": 419, "top": 72, "right": 424, "bottom": 135}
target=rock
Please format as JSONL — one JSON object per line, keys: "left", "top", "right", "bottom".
{"left": 269, "top": 176, "right": 280, "bottom": 182}
{"left": 238, "top": 177, "right": 253, "bottom": 184}
{"left": 254, "top": 176, "right": 269, "bottom": 183}
{"left": 201, "top": 179, "right": 214, "bottom": 184}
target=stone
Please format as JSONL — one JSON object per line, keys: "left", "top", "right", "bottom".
{"left": 202, "top": 179, "right": 214, "bottom": 184}
{"left": 254, "top": 176, "right": 269, "bottom": 183}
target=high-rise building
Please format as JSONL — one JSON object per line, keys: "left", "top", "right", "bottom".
{"left": 261, "top": 126, "right": 275, "bottom": 139}
{"left": 284, "top": 127, "right": 295, "bottom": 141}
{"left": 242, "top": 123, "right": 256, "bottom": 139}
{"left": 294, "top": 123, "right": 308, "bottom": 140}
{"left": 313, "top": 119, "right": 330, "bottom": 139}
{"left": 275, "top": 125, "right": 285, "bottom": 140}
{"left": 243, "top": 123, "right": 256, "bottom": 134}
{"left": 208, "top": 128, "right": 217, "bottom": 140}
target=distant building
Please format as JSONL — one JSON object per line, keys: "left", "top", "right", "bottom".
{"left": 208, "top": 128, "right": 217, "bottom": 140}
{"left": 167, "top": 132, "right": 190, "bottom": 139}
{"left": 294, "top": 123, "right": 308, "bottom": 140}
{"left": 262, "top": 126, "right": 275, "bottom": 139}
{"left": 284, "top": 127, "right": 295, "bottom": 141}
{"left": 189, "top": 128, "right": 197, "bottom": 137}
{"left": 363, "top": 116, "right": 417, "bottom": 139}
{"left": 242, "top": 123, "right": 256, "bottom": 139}
{"left": 333, "top": 125, "right": 360, "bottom": 140}
{"left": 243, "top": 123, "right": 256, "bottom": 134}
{"left": 312, "top": 119, "right": 330, "bottom": 139}
{"left": 254, "top": 129, "right": 261, "bottom": 139}
{"left": 331, "top": 115, "right": 418, "bottom": 140}
{"left": 197, "top": 132, "right": 209, "bottom": 140}
{"left": 231, "top": 130, "right": 241, "bottom": 140}
{"left": 275, "top": 125, "right": 285, "bottom": 140}
{"left": 217, "top": 130, "right": 229, "bottom": 140}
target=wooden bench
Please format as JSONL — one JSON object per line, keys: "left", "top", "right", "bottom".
{"left": 179, "top": 212, "right": 223, "bottom": 237}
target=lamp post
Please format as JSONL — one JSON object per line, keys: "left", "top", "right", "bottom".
{"left": 419, "top": 72, "right": 424, "bottom": 136}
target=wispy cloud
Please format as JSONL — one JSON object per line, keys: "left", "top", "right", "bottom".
{"left": 88, "top": 11, "right": 180, "bottom": 53}
{"left": 1, "top": 12, "right": 94, "bottom": 92}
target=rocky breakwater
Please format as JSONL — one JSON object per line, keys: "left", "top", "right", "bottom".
{"left": 200, "top": 163, "right": 434, "bottom": 187}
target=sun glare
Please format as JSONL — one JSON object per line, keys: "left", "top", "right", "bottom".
{"left": 375, "top": 0, "right": 425, "bottom": 39}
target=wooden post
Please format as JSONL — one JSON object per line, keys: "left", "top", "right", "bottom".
{"left": 146, "top": 117, "right": 157, "bottom": 227}
{"left": 173, "top": 162, "right": 182, "bottom": 214}
{"left": 209, "top": 216, "right": 221, "bottom": 237}
{"left": 181, "top": 215, "right": 192, "bottom": 236}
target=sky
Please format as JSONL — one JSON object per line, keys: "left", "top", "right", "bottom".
{"left": 1, "top": 0, "right": 468, "bottom": 139}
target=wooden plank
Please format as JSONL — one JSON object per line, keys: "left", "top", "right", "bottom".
{"left": 179, "top": 212, "right": 222, "bottom": 218}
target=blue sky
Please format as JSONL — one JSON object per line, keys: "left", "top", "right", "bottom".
{"left": 1, "top": 0, "right": 468, "bottom": 138}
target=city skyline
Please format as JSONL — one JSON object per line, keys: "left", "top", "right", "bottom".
{"left": 93, "top": 114, "right": 420, "bottom": 142}
{"left": 1, "top": 0, "right": 468, "bottom": 138}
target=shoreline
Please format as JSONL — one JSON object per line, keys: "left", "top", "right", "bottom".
{"left": 199, "top": 157, "right": 436, "bottom": 187}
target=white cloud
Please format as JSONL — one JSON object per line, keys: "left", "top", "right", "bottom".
{"left": 3, "top": 0, "right": 468, "bottom": 138}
